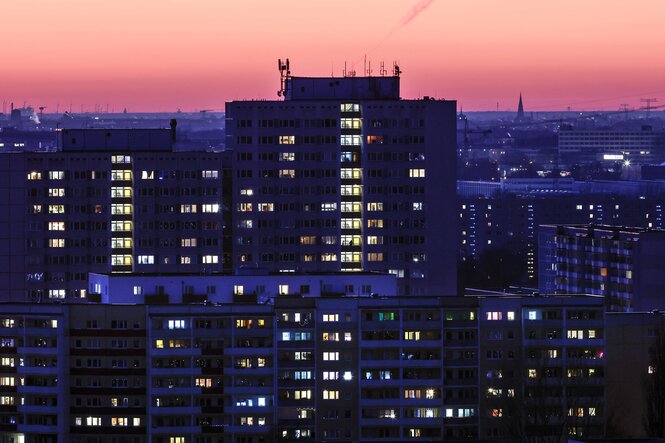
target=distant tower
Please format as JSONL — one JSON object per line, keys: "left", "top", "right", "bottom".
{"left": 516, "top": 93, "right": 525, "bottom": 121}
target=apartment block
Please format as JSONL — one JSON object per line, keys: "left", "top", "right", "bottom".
{"left": 539, "top": 224, "right": 665, "bottom": 311}
{"left": 226, "top": 74, "right": 457, "bottom": 296}
{"left": 0, "top": 291, "right": 611, "bottom": 443}
{"left": 0, "top": 127, "right": 231, "bottom": 302}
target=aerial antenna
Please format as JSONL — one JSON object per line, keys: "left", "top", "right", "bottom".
{"left": 393, "top": 61, "right": 401, "bottom": 77}
{"left": 277, "top": 58, "right": 291, "bottom": 97}
{"left": 380, "top": 62, "right": 387, "bottom": 76}
{"left": 619, "top": 103, "right": 630, "bottom": 120}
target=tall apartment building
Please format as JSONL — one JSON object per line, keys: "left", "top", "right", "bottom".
{"left": 0, "top": 127, "right": 231, "bottom": 302}
{"left": 538, "top": 224, "right": 665, "bottom": 311}
{"left": 226, "top": 73, "right": 457, "bottom": 296}
{"left": 0, "top": 291, "right": 608, "bottom": 443}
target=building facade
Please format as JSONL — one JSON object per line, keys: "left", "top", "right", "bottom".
{"left": 538, "top": 224, "right": 665, "bottom": 311}
{"left": 0, "top": 128, "right": 232, "bottom": 302}
{"left": 226, "top": 75, "right": 457, "bottom": 296}
{"left": 0, "top": 293, "right": 608, "bottom": 443}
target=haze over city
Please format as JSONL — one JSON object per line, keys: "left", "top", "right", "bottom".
{"left": 3, "top": 0, "right": 665, "bottom": 112}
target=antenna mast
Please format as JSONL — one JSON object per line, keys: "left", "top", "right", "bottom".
{"left": 277, "top": 58, "right": 291, "bottom": 98}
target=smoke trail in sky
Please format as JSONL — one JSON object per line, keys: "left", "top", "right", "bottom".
{"left": 399, "top": 0, "right": 435, "bottom": 28}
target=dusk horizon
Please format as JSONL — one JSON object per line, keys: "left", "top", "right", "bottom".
{"left": 3, "top": 0, "right": 665, "bottom": 113}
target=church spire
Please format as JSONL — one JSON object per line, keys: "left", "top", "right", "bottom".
{"left": 516, "top": 93, "right": 525, "bottom": 121}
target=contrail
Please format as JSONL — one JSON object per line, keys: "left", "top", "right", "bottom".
{"left": 399, "top": 0, "right": 435, "bottom": 28}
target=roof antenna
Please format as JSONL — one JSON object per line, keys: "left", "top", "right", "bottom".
{"left": 277, "top": 58, "right": 291, "bottom": 97}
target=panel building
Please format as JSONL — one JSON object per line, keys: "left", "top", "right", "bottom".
{"left": 538, "top": 224, "right": 665, "bottom": 311}
{"left": 226, "top": 73, "right": 457, "bottom": 296}
{"left": 0, "top": 126, "right": 231, "bottom": 302}
{"left": 0, "top": 292, "right": 609, "bottom": 443}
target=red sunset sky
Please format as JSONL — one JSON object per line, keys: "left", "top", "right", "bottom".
{"left": 2, "top": 0, "right": 665, "bottom": 112}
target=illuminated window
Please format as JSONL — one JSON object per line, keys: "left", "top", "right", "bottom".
{"left": 340, "top": 168, "right": 362, "bottom": 179}
{"left": 412, "top": 202, "right": 423, "bottom": 211}
{"left": 341, "top": 218, "right": 361, "bottom": 229}
{"left": 528, "top": 369, "right": 537, "bottom": 378}
{"left": 45, "top": 238, "right": 65, "bottom": 249}
{"left": 202, "top": 204, "right": 219, "bottom": 213}
{"left": 341, "top": 185, "right": 362, "bottom": 196}
{"left": 279, "top": 285, "right": 289, "bottom": 295}
{"left": 48, "top": 188, "right": 65, "bottom": 197}
{"left": 279, "top": 169, "right": 295, "bottom": 178}
{"left": 180, "top": 238, "right": 197, "bottom": 247}
{"left": 300, "top": 236, "right": 316, "bottom": 245}
{"left": 48, "top": 289, "right": 65, "bottom": 299}
{"left": 257, "top": 203, "right": 273, "bottom": 212}
{"left": 112, "top": 255, "right": 133, "bottom": 266}
{"left": 322, "top": 390, "right": 339, "bottom": 400}
{"left": 240, "top": 188, "right": 254, "bottom": 196}
{"left": 202, "top": 255, "right": 218, "bottom": 264}
{"left": 409, "top": 168, "right": 426, "bottom": 178}
{"left": 279, "top": 152, "right": 295, "bottom": 161}
{"left": 341, "top": 135, "right": 361, "bottom": 146}
{"left": 341, "top": 252, "right": 361, "bottom": 263}
{"left": 141, "top": 170, "right": 154, "bottom": 180}
{"left": 86, "top": 416, "right": 102, "bottom": 426}
{"left": 180, "top": 256, "right": 191, "bottom": 264}
{"left": 404, "top": 331, "right": 421, "bottom": 341}
{"left": 507, "top": 311, "right": 515, "bottom": 321}
{"left": 322, "top": 332, "right": 339, "bottom": 341}
{"left": 234, "top": 285, "right": 244, "bottom": 296}
{"left": 111, "top": 204, "right": 133, "bottom": 215}
{"left": 322, "top": 352, "right": 339, "bottom": 361}
{"left": 321, "top": 202, "right": 337, "bottom": 211}
{"left": 137, "top": 255, "right": 154, "bottom": 265}
{"left": 181, "top": 204, "right": 197, "bottom": 213}
{"left": 486, "top": 312, "right": 503, "bottom": 321}
{"left": 367, "top": 235, "right": 383, "bottom": 245}
{"left": 322, "top": 314, "right": 339, "bottom": 322}
{"left": 340, "top": 103, "right": 360, "bottom": 112}
{"left": 279, "top": 135, "right": 295, "bottom": 144}
{"left": 48, "top": 205, "right": 65, "bottom": 214}
{"left": 341, "top": 235, "right": 361, "bottom": 246}
{"left": 321, "top": 253, "right": 338, "bottom": 262}
{"left": 367, "top": 253, "right": 383, "bottom": 262}
{"left": 367, "top": 219, "right": 383, "bottom": 228}
{"left": 27, "top": 171, "right": 42, "bottom": 180}
{"left": 111, "top": 155, "right": 131, "bottom": 164}
{"left": 31, "top": 204, "right": 42, "bottom": 214}
{"left": 48, "top": 171, "right": 65, "bottom": 180}
{"left": 111, "top": 417, "right": 128, "bottom": 426}
{"left": 110, "top": 187, "right": 132, "bottom": 198}
{"left": 111, "top": 238, "right": 133, "bottom": 249}
{"left": 48, "top": 222, "right": 65, "bottom": 231}
{"left": 111, "top": 170, "right": 132, "bottom": 181}
{"left": 239, "top": 220, "right": 253, "bottom": 229}
{"left": 322, "top": 371, "right": 338, "bottom": 380}
{"left": 202, "top": 170, "right": 219, "bottom": 179}
{"left": 340, "top": 118, "right": 362, "bottom": 129}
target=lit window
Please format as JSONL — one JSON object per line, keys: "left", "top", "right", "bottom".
{"left": 202, "top": 170, "right": 219, "bottom": 179}
{"left": 322, "top": 390, "right": 339, "bottom": 400}
{"left": 279, "top": 135, "right": 295, "bottom": 144}
{"left": 137, "top": 255, "right": 154, "bottom": 265}
{"left": 322, "top": 314, "right": 339, "bottom": 322}
{"left": 202, "top": 255, "right": 218, "bottom": 264}
{"left": 180, "top": 204, "right": 198, "bottom": 213}
{"left": 48, "top": 289, "right": 65, "bottom": 299}
{"left": 322, "top": 352, "right": 339, "bottom": 361}
{"left": 279, "top": 152, "right": 295, "bottom": 161}
{"left": 49, "top": 238, "right": 65, "bottom": 248}
{"left": 27, "top": 171, "right": 42, "bottom": 180}
{"left": 507, "top": 311, "right": 515, "bottom": 321}
{"left": 257, "top": 203, "right": 273, "bottom": 212}
{"left": 409, "top": 168, "right": 426, "bottom": 178}
{"left": 48, "top": 222, "right": 65, "bottom": 231}
{"left": 202, "top": 203, "right": 220, "bottom": 213}
{"left": 48, "top": 188, "right": 65, "bottom": 197}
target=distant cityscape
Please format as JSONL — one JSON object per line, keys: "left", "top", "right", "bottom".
{"left": 1, "top": 69, "right": 665, "bottom": 443}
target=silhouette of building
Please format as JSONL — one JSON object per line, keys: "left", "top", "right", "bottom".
{"left": 515, "top": 93, "right": 525, "bottom": 122}
{"left": 226, "top": 74, "right": 458, "bottom": 296}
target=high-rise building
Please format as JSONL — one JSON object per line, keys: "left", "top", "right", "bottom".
{"left": 226, "top": 73, "right": 458, "bottom": 296}
{"left": 0, "top": 126, "right": 232, "bottom": 302}
{"left": 538, "top": 224, "right": 665, "bottom": 311}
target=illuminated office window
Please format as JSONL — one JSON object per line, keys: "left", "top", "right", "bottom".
{"left": 340, "top": 103, "right": 360, "bottom": 112}
{"left": 49, "top": 171, "right": 65, "bottom": 180}
{"left": 111, "top": 155, "right": 131, "bottom": 164}
{"left": 279, "top": 135, "right": 295, "bottom": 144}
{"left": 48, "top": 205, "right": 65, "bottom": 214}
{"left": 202, "top": 204, "right": 220, "bottom": 213}
{"left": 180, "top": 204, "right": 197, "bottom": 213}
{"left": 27, "top": 171, "right": 42, "bottom": 180}
{"left": 279, "top": 152, "right": 295, "bottom": 161}
{"left": 409, "top": 168, "right": 426, "bottom": 178}
{"left": 49, "top": 239, "right": 65, "bottom": 248}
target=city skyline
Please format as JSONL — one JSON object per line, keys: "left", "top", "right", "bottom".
{"left": 3, "top": 0, "right": 665, "bottom": 112}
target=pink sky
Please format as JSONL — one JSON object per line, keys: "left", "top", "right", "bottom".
{"left": 2, "top": 0, "right": 665, "bottom": 112}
